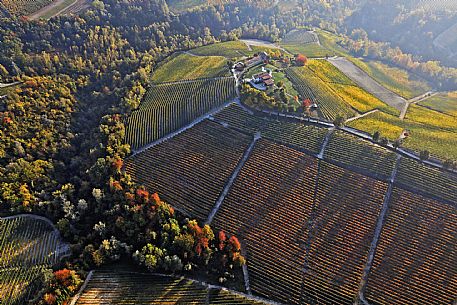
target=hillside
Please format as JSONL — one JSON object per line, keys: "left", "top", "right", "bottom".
{"left": 0, "top": 1, "right": 456, "bottom": 305}
{"left": 125, "top": 102, "right": 457, "bottom": 305}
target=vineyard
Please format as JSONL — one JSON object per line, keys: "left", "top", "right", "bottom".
{"left": 191, "top": 40, "right": 250, "bottom": 58}
{"left": 341, "top": 57, "right": 431, "bottom": 100}
{"left": 125, "top": 120, "right": 252, "bottom": 220}
{"left": 324, "top": 130, "right": 398, "bottom": 179}
{"left": 75, "top": 270, "right": 268, "bottom": 304}
{"left": 365, "top": 188, "right": 457, "bottom": 305}
{"left": 302, "top": 161, "right": 387, "bottom": 304}
{"left": 212, "top": 139, "right": 318, "bottom": 304}
{"left": 332, "top": 84, "right": 399, "bottom": 115}
{"left": 418, "top": 91, "right": 457, "bottom": 117}
{"left": 306, "top": 59, "right": 355, "bottom": 86}
{"left": 124, "top": 114, "right": 457, "bottom": 305}
{"left": 1, "top": 0, "right": 52, "bottom": 16}
{"left": 125, "top": 77, "right": 236, "bottom": 150}
{"left": 347, "top": 109, "right": 457, "bottom": 160}
{"left": 0, "top": 215, "right": 68, "bottom": 305}
{"left": 396, "top": 157, "right": 457, "bottom": 203}
{"left": 282, "top": 29, "right": 320, "bottom": 45}
{"left": 212, "top": 103, "right": 328, "bottom": 154}
{"left": 151, "top": 53, "right": 229, "bottom": 83}
{"left": 286, "top": 66, "right": 356, "bottom": 121}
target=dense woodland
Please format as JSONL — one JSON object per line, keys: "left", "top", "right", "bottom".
{"left": 1, "top": 0, "right": 457, "bottom": 303}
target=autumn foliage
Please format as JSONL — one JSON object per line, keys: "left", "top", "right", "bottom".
{"left": 296, "top": 54, "right": 308, "bottom": 66}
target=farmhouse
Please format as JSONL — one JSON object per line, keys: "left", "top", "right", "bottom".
{"left": 245, "top": 52, "right": 269, "bottom": 68}
{"left": 234, "top": 62, "right": 246, "bottom": 71}
{"left": 248, "top": 70, "right": 275, "bottom": 90}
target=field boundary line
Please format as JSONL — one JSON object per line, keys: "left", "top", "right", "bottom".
{"left": 69, "top": 270, "right": 94, "bottom": 305}
{"left": 317, "top": 128, "right": 334, "bottom": 159}
{"left": 345, "top": 109, "right": 379, "bottom": 123}
{"left": 399, "top": 91, "right": 437, "bottom": 120}
{"left": 205, "top": 132, "right": 261, "bottom": 225}
{"left": 357, "top": 154, "right": 402, "bottom": 305}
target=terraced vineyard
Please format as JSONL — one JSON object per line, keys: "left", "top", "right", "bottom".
{"left": 75, "top": 270, "right": 268, "bottom": 304}
{"left": 286, "top": 67, "right": 356, "bottom": 121}
{"left": 212, "top": 139, "right": 318, "bottom": 304}
{"left": 125, "top": 77, "right": 236, "bottom": 150}
{"left": 1, "top": 0, "right": 52, "bottom": 15}
{"left": 125, "top": 120, "right": 252, "bottom": 220}
{"left": 324, "top": 130, "right": 397, "bottom": 179}
{"left": 396, "top": 157, "right": 457, "bottom": 203}
{"left": 303, "top": 162, "right": 387, "bottom": 304}
{"left": 0, "top": 215, "right": 69, "bottom": 305}
{"left": 213, "top": 104, "right": 328, "bottom": 154}
{"left": 365, "top": 188, "right": 457, "bottom": 305}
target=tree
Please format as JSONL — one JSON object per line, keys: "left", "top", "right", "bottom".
{"left": 296, "top": 54, "right": 308, "bottom": 66}
{"left": 393, "top": 139, "right": 402, "bottom": 150}
{"left": 419, "top": 150, "right": 430, "bottom": 162}
{"left": 372, "top": 131, "right": 380, "bottom": 142}
{"left": 380, "top": 137, "right": 389, "bottom": 146}
{"left": 333, "top": 115, "right": 346, "bottom": 128}
{"left": 443, "top": 159, "right": 456, "bottom": 171}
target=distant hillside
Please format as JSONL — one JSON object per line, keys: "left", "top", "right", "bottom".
{"left": 345, "top": 0, "right": 457, "bottom": 67}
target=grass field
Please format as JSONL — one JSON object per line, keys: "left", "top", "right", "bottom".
{"left": 282, "top": 43, "right": 332, "bottom": 58}
{"left": 281, "top": 29, "right": 348, "bottom": 58}
{"left": 348, "top": 108, "right": 457, "bottom": 160}
{"left": 151, "top": 53, "right": 228, "bottom": 83}
{"left": 191, "top": 40, "right": 250, "bottom": 58}
{"left": 418, "top": 92, "right": 457, "bottom": 117}
{"left": 349, "top": 57, "right": 431, "bottom": 99}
